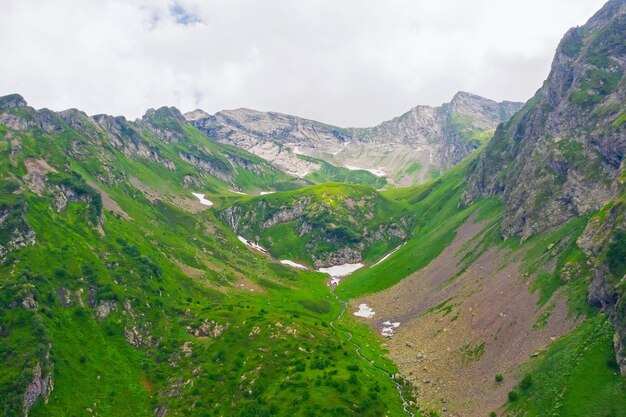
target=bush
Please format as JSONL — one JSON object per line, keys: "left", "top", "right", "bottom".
{"left": 489, "top": 412, "right": 497, "bottom": 417}
{"left": 495, "top": 374, "right": 503, "bottom": 382}
{"left": 508, "top": 390, "right": 518, "bottom": 402}
{"left": 520, "top": 374, "right": 533, "bottom": 391}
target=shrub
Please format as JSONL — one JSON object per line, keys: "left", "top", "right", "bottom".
{"left": 508, "top": 390, "right": 518, "bottom": 402}
{"left": 489, "top": 412, "right": 497, "bottom": 417}
{"left": 520, "top": 374, "right": 533, "bottom": 391}
{"left": 495, "top": 374, "right": 503, "bottom": 382}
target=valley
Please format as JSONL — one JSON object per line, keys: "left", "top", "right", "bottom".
{"left": 1, "top": 1, "right": 625, "bottom": 417}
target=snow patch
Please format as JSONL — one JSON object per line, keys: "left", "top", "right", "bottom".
{"left": 319, "top": 262, "right": 363, "bottom": 287}
{"left": 353, "top": 304, "right": 375, "bottom": 318}
{"left": 343, "top": 165, "right": 386, "bottom": 177}
{"left": 292, "top": 146, "right": 305, "bottom": 155}
{"left": 318, "top": 263, "right": 363, "bottom": 278}
{"left": 381, "top": 321, "right": 401, "bottom": 338}
{"left": 259, "top": 191, "right": 275, "bottom": 195}
{"left": 280, "top": 260, "right": 307, "bottom": 270}
{"left": 192, "top": 192, "right": 213, "bottom": 206}
{"left": 372, "top": 243, "right": 406, "bottom": 267}
{"left": 237, "top": 236, "right": 268, "bottom": 254}
{"left": 230, "top": 189, "right": 248, "bottom": 195}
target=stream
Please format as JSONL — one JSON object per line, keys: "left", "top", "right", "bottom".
{"left": 329, "top": 289, "right": 415, "bottom": 417}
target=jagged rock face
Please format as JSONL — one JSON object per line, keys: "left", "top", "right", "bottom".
{"left": 92, "top": 114, "right": 177, "bottom": 170}
{"left": 0, "top": 196, "right": 36, "bottom": 263}
{"left": 464, "top": 0, "right": 626, "bottom": 373}
{"left": 188, "top": 92, "right": 522, "bottom": 186}
{"left": 464, "top": 0, "right": 626, "bottom": 240}
{"left": 577, "top": 198, "right": 626, "bottom": 375}
{"left": 23, "top": 362, "right": 53, "bottom": 417}
{"left": 140, "top": 106, "right": 188, "bottom": 143}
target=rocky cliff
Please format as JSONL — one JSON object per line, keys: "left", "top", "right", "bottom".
{"left": 464, "top": 0, "right": 626, "bottom": 373}
{"left": 464, "top": 0, "right": 625, "bottom": 239}
{"left": 188, "top": 93, "right": 522, "bottom": 186}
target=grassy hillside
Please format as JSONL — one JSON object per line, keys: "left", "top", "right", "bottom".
{"left": 298, "top": 155, "right": 388, "bottom": 189}
{"left": 0, "top": 102, "right": 418, "bottom": 417}
{"left": 216, "top": 183, "right": 414, "bottom": 268}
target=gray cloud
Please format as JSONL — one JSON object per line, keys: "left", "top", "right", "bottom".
{"left": 0, "top": 0, "right": 607, "bottom": 126}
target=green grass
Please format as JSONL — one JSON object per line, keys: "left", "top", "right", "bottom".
{"left": 299, "top": 154, "right": 387, "bottom": 189}
{"left": 0, "top": 111, "right": 418, "bottom": 417}
{"left": 338, "top": 155, "right": 504, "bottom": 298}
{"left": 506, "top": 315, "right": 626, "bottom": 417}
{"left": 217, "top": 182, "right": 414, "bottom": 267}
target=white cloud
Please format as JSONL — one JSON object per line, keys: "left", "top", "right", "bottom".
{"left": 0, "top": 0, "right": 607, "bottom": 126}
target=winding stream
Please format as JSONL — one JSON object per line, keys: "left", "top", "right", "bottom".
{"left": 329, "top": 289, "right": 415, "bottom": 417}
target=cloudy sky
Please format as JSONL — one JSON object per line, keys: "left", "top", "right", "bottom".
{"left": 0, "top": 0, "right": 607, "bottom": 126}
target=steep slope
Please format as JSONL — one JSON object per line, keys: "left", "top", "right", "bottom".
{"left": 188, "top": 92, "right": 522, "bottom": 186}
{"left": 464, "top": 0, "right": 626, "bottom": 376}
{"left": 332, "top": 3, "right": 626, "bottom": 416}
{"left": 0, "top": 96, "right": 418, "bottom": 417}
{"left": 464, "top": 0, "right": 626, "bottom": 239}
{"left": 218, "top": 183, "right": 414, "bottom": 268}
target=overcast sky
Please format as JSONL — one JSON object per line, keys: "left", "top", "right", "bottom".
{"left": 0, "top": 0, "right": 607, "bottom": 127}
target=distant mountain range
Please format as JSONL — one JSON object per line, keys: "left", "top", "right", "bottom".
{"left": 187, "top": 91, "right": 522, "bottom": 186}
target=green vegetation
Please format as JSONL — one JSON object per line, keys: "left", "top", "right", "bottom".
{"left": 569, "top": 69, "right": 623, "bottom": 107}
{"left": 460, "top": 342, "right": 486, "bottom": 363}
{"left": 299, "top": 154, "right": 387, "bottom": 189}
{"left": 338, "top": 150, "right": 504, "bottom": 298}
{"left": 607, "top": 231, "right": 626, "bottom": 278}
{"left": 0, "top": 108, "right": 417, "bottom": 417}
{"left": 217, "top": 182, "right": 414, "bottom": 267}
{"left": 505, "top": 315, "right": 626, "bottom": 417}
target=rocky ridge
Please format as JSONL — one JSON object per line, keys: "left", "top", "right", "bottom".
{"left": 188, "top": 92, "right": 522, "bottom": 186}
{"left": 464, "top": 0, "right": 626, "bottom": 373}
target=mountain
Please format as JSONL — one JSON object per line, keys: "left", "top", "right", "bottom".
{"left": 464, "top": 0, "right": 625, "bottom": 240}
{"left": 0, "top": 95, "right": 417, "bottom": 417}
{"left": 464, "top": 0, "right": 626, "bottom": 374}
{"left": 1, "top": 1, "right": 625, "bottom": 417}
{"left": 187, "top": 92, "right": 522, "bottom": 186}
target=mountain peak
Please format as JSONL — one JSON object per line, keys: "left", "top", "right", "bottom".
{"left": 0, "top": 93, "right": 28, "bottom": 109}
{"left": 183, "top": 108, "right": 211, "bottom": 121}
{"left": 141, "top": 106, "right": 185, "bottom": 124}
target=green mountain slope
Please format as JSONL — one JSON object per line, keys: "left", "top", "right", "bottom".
{"left": 0, "top": 97, "right": 417, "bottom": 417}
{"left": 217, "top": 183, "right": 413, "bottom": 268}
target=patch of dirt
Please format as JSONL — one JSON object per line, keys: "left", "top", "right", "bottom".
{"left": 24, "top": 157, "right": 57, "bottom": 175}
{"left": 171, "top": 195, "right": 207, "bottom": 213}
{"left": 172, "top": 259, "right": 205, "bottom": 279}
{"left": 129, "top": 177, "right": 206, "bottom": 213}
{"left": 354, "top": 214, "right": 580, "bottom": 417}
{"left": 87, "top": 180, "right": 132, "bottom": 220}
{"left": 23, "top": 158, "right": 58, "bottom": 195}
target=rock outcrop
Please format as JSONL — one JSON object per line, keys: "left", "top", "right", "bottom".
{"left": 464, "top": 0, "right": 626, "bottom": 239}
{"left": 23, "top": 362, "right": 53, "bottom": 417}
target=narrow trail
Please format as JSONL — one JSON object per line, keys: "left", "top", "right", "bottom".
{"left": 329, "top": 289, "right": 415, "bottom": 417}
